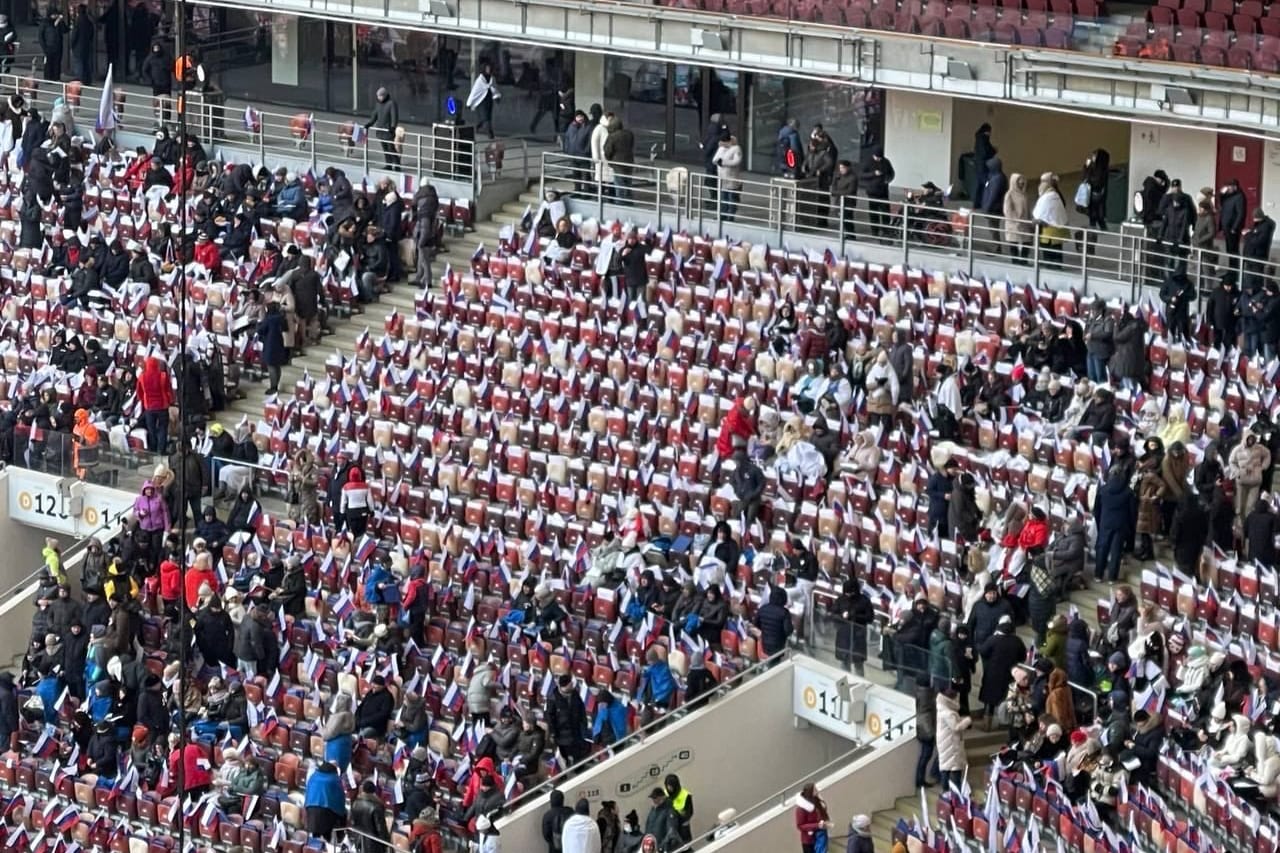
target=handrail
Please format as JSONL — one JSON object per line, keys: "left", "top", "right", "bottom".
{"left": 501, "top": 647, "right": 793, "bottom": 815}
{"left": 668, "top": 709, "right": 920, "bottom": 853}
{"left": 540, "top": 149, "right": 1250, "bottom": 303}
{"left": 0, "top": 515, "right": 118, "bottom": 601}
{"left": 0, "top": 72, "right": 482, "bottom": 192}
{"left": 336, "top": 824, "right": 398, "bottom": 851}
{"left": 209, "top": 454, "right": 286, "bottom": 476}
{"left": 1014, "top": 662, "right": 1099, "bottom": 726}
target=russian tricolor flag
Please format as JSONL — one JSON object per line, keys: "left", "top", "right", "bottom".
{"left": 354, "top": 535, "right": 378, "bottom": 564}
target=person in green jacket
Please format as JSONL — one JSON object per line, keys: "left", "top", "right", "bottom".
{"left": 928, "top": 619, "right": 954, "bottom": 692}
{"left": 1039, "top": 614, "right": 1069, "bottom": 671}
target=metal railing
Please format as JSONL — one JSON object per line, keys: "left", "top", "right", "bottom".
{"left": 500, "top": 647, "right": 791, "bottom": 817}
{"left": 0, "top": 71, "right": 488, "bottom": 189}
{"left": 540, "top": 151, "right": 1265, "bottom": 304}
{"left": 1014, "top": 661, "right": 1099, "bottom": 726}
{"left": 803, "top": 587, "right": 1101, "bottom": 723}
{"left": 668, "top": 709, "right": 918, "bottom": 853}
{"left": 0, "top": 513, "right": 117, "bottom": 603}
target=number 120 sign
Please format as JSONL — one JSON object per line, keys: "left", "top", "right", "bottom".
{"left": 9, "top": 470, "right": 132, "bottom": 537}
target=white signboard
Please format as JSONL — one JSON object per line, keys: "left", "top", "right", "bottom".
{"left": 7, "top": 469, "right": 134, "bottom": 537}
{"left": 793, "top": 657, "right": 916, "bottom": 743}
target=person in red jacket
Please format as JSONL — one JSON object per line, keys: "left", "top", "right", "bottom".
{"left": 183, "top": 551, "right": 219, "bottom": 610}
{"left": 123, "top": 149, "right": 153, "bottom": 191}
{"left": 715, "top": 396, "right": 757, "bottom": 458}
{"left": 794, "top": 782, "right": 831, "bottom": 853}
{"left": 158, "top": 557, "right": 181, "bottom": 617}
{"left": 194, "top": 232, "right": 220, "bottom": 272}
{"left": 137, "top": 356, "right": 174, "bottom": 453}
{"left": 795, "top": 316, "right": 831, "bottom": 365}
{"left": 165, "top": 735, "right": 213, "bottom": 798}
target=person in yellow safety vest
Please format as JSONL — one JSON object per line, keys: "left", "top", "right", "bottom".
{"left": 42, "top": 537, "right": 66, "bottom": 586}
{"left": 72, "top": 408, "right": 100, "bottom": 480}
{"left": 664, "top": 774, "right": 694, "bottom": 846}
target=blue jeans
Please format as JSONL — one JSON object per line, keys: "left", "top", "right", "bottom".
{"left": 915, "top": 738, "right": 936, "bottom": 788}
{"left": 721, "top": 188, "right": 740, "bottom": 220}
{"left": 1086, "top": 354, "right": 1108, "bottom": 384}
{"left": 1095, "top": 526, "right": 1124, "bottom": 581}
{"left": 143, "top": 409, "right": 169, "bottom": 453}
{"left": 1246, "top": 331, "right": 1264, "bottom": 357}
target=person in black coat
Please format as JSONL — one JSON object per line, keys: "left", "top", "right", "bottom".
{"left": 193, "top": 598, "right": 237, "bottom": 668}
{"left": 890, "top": 596, "right": 938, "bottom": 689}
{"left": 70, "top": 5, "right": 95, "bottom": 82}
{"left": 86, "top": 720, "right": 118, "bottom": 778}
{"left": 1125, "top": 710, "right": 1166, "bottom": 784}
{"left": 541, "top": 790, "right": 573, "bottom": 853}
{"left": 861, "top": 147, "right": 895, "bottom": 238}
{"left": 40, "top": 13, "right": 69, "bottom": 82}
{"left": 1159, "top": 264, "right": 1195, "bottom": 343}
{"left": 1243, "top": 208, "right": 1276, "bottom": 290}
{"left": 619, "top": 230, "right": 648, "bottom": 309}
{"left": 1168, "top": 492, "right": 1210, "bottom": 577}
{"left": 925, "top": 459, "right": 957, "bottom": 537}
{"left": 1249, "top": 494, "right": 1280, "bottom": 568}
{"left": 135, "top": 674, "right": 169, "bottom": 745}
{"left": 967, "top": 584, "right": 1013, "bottom": 651}
{"left": 256, "top": 303, "right": 287, "bottom": 394}
{"left": 354, "top": 676, "right": 394, "bottom": 736}
{"left": 832, "top": 579, "right": 873, "bottom": 675}
{"left": 1094, "top": 471, "right": 1136, "bottom": 586}
{"left": 752, "top": 586, "right": 794, "bottom": 659}
{"left": 972, "top": 123, "right": 996, "bottom": 199}
{"left": 0, "top": 672, "right": 17, "bottom": 749}
{"left": 1220, "top": 178, "right": 1246, "bottom": 257}
{"left": 1209, "top": 271, "right": 1241, "bottom": 350}
{"left": 977, "top": 617, "right": 1026, "bottom": 719}
{"left": 545, "top": 674, "right": 588, "bottom": 764}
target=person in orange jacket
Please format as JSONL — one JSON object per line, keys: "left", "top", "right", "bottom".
{"left": 72, "top": 408, "right": 100, "bottom": 480}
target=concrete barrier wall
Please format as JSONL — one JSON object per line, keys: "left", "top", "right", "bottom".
{"left": 700, "top": 732, "right": 918, "bottom": 852}
{"left": 0, "top": 469, "right": 132, "bottom": 665}
{"left": 498, "top": 660, "right": 852, "bottom": 849}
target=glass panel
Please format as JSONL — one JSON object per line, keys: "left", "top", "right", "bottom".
{"left": 748, "top": 76, "right": 884, "bottom": 173}
{"left": 211, "top": 12, "right": 328, "bottom": 111}
{"left": 354, "top": 26, "right": 451, "bottom": 125}
{"left": 603, "top": 56, "right": 667, "bottom": 159}
{"left": 470, "top": 42, "right": 570, "bottom": 139}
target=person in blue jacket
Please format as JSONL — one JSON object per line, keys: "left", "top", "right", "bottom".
{"left": 642, "top": 647, "right": 676, "bottom": 709}
{"left": 363, "top": 562, "right": 396, "bottom": 607}
{"left": 1094, "top": 471, "right": 1136, "bottom": 582}
{"left": 304, "top": 761, "right": 348, "bottom": 840}
{"left": 322, "top": 693, "right": 355, "bottom": 771}
{"left": 592, "top": 689, "right": 630, "bottom": 747}
{"left": 925, "top": 458, "right": 958, "bottom": 538}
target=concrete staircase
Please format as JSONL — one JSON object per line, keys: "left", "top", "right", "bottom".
{"left": 864, "top": 729, "right": 1008, "bottom": 849}
{"left": 215, "top": 184, "right": 541, "bottom": 431}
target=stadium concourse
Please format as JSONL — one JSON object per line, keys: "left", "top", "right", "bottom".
{"left": 0, "top": 65, "right": 1279, "bottom": 853}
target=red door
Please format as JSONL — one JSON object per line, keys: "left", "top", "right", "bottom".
{"left": 1216, "top": 133, "right": 1263, "bottom": 215}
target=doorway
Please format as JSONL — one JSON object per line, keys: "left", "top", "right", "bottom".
{"left": 1216, "top": 133, "right": 1263, "bottom": 217}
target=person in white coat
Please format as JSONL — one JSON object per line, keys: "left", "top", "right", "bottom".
{"left": 711, "top": 134, "right": 743, "bottom": 221}
{"left": 590, "top": 113, "right": 614, "bottom": 193}
{"left": 1210, "top": 714, "right": 1253, "bottom": 771}
{"left": 475, "top": 814, "right": 501, "bottom": 853}
{"left": 562, "top": 798, "right": 602, "bottom": 853}
{"left": 466, "top": 62, "right": 500, "bottom": 140}
{"left": 935, "top": 689, "right": 971, "bottom": 792}
{"left": 467, "top": 660, "right": 496, "bottom": 725}
{"left": 1249, "top": 732, "right": 1280, "bottom": 798}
